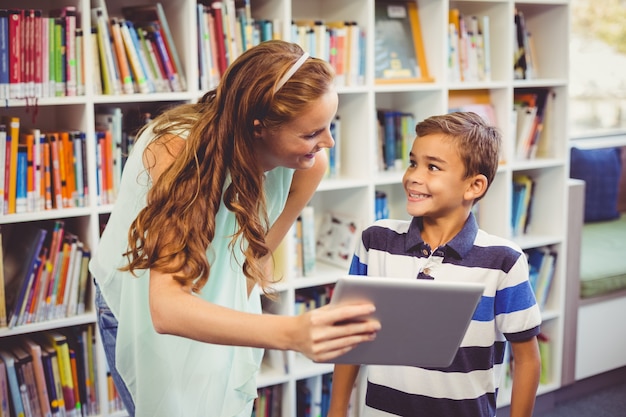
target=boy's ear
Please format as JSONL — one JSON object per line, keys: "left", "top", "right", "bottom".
{"left": 465, "top": 174, "right": 489, "bottom": 201}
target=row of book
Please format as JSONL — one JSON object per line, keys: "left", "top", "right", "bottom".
{"left": 283, "top": 207, "right": 361, "bottom": 280}
{"left": 448, "top": 10, "right": 492, "bottom": 83}
{"left": 1, "top": 116, "right": 91, "bottom": 216}
{"left": 296, "top": 374, "right": 333, "bottom": 417}
{"left": 91, "top": 1, "right": 187, "bottom": 95}
{"left": 291, "top": 20, "right": 365, "bottom": 88}
{"left": 197, "top": 1, "right": 275, "bottom": 91}
{"left": 511, "top": 174, "right": 535, "bottom": 237}
{"left": 0, "top": 220, "right": 92, "bottom": 329}
{"left": 254, "top": 384, "right": 282, "bottom": 417}
{"left": 0, "top": 7, "right": 84, "bottom": 100}
{"left": 0, "top": 326, "right": 99, "bottom": 417}
{"left": 376, "top": 109, "right": 416, "bottom": 172}
{"left": 514, "top": 88, "right": 555, "bottom": 161}
{"left": 375, "top": 190, "right": 390, "bottom": 221}
{"left": 526, "top": 246, "right": 557, "bottom": 311}
{"left": 514, "top": 9, "right": 537, "bottom": 81}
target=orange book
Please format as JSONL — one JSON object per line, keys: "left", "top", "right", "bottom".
{"left": 58, "top": 131, "right": 76, "bottom": 207}
{"left": 53, "top": 236, "right": 73, "bottom": 316}
{"left": 110, "top": 17, "right": 134, "bottom": 94}
{"left": 2, "top": 115, "right": 20, "bottom": 214}
{"left": 407, "top": 1, "right": 432, "bottom": 82}
{"left": 42, "top": 139, "right": 53, "bottom": 209}
{"left": 98, "top": 130, "right": 115, "bottom": 204}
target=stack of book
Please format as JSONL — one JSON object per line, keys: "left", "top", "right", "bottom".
{"left": 1, "top": 220, "right": 92, "bottom": 330}
{"left": 0, "top": 6, "right": 85, "bottom": 100}
{"left": 1, "top": 115, "right": 90, "bottom": 215}
{"left": 0, "top": 326, "right": 99, "bottom": 417}
{"left": 90, "top": 1, "right": 186, "bottom": 95}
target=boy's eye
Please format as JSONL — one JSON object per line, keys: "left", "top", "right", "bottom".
{"left": 408, "top": 160, "right": 417, "bottom": 168}
{"left": 429, "top": 164, "right": 440, "bottom": 171}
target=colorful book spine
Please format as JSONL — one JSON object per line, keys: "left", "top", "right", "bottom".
{"left": 110, "top": 17, "right": 134, "bottom": 94}
{"left": 3, "top": 115, "right": 20, "bottom": 214}
{"left": 0, "top": 10, "right": 8, "bottom": 100}
{"left": 8, "top": 9, "right": 23, "bottom": 99}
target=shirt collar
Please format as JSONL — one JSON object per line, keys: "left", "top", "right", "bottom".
{"left": 405, "top": 212, "right": 479, "bottom": 259}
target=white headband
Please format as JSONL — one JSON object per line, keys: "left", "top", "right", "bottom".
{"left": 273, "top": 52, "right": 310, "bottom": 93}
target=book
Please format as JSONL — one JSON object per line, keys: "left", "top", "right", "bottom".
{"left": 7, "top": 9, "right": 23, "bottom": 99}
{"left": 122, "top": 20, "right": 153, "bottom": 94}
{"left": 12, "top": 344, "right": 42, "bottom": 417}
{"left": 110, "top": 17, "right": 135, "bottom": 94}
{"left": 122, "top": 3, "right": 187, "bottom": 91}
{"left": 0, "top": 124, "right": 5, "bottom": 214}
{"left": 0, "top": 10, "right": 8, "bottom": 100}
{"left": 0, "top": 229, "right": 6, "bottom": 328}
{"left": 315, "top": 211, "right": 362, "bottom": 269}
{"left": 91, "top": 7, "right": 120, "bottom": 95}
{"left": 374, "top": 1, "right": 431, "bottom": 83}
{"left": 0, "top": 349, "right": 25, "bottom": 417}
{"left": 300, "top": 206, "right": 316, "bottom": 277}
{"left": 46, "top": 332, "right": 78, "bottom": 417}
{"left": 22, "top": 338, "right": 53, "bottom": 417}
{"left": 2, "top": 115, "right": 19, "bottom": 214}
{"left": 40, "top": 341, "right": 65, "bottom": 415}
{"left": 0, "top": 353, "right": 10, "bottom": 417}
{"left": 3, "top": 224, "right": 47, "bottom": 328}
{"left": 210, "top": 2, "right": 229, "bottom": 76}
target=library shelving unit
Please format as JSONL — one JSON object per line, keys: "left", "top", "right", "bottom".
{"left": 0, "top": 0, "right": 569, "bottom": 416}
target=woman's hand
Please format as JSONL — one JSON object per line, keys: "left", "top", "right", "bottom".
{"left": 290, "top": 303, "right": 380, "bottom": 363}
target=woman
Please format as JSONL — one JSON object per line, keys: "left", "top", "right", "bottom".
{"left": 90, "top": 40, "right": 380, "bottom": 417}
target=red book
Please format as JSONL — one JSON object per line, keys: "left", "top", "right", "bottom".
{"left": 46, "top": 133, "right": 63, "bottom": 209}
{"left": 33, "top": 10, "right": 43, "bottom": 97}
{"left": 7, "top": 9, "right": 23, "bottom": 99}
{"left": 210, "top": 2, "right": 228, "bottom": 75}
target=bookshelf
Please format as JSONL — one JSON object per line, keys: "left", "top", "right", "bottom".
{"left": 0, "top": 0, "right": 569, "bottom": 416}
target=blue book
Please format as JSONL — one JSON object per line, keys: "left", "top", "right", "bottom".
{"left": 4, "top": 224, "right": 48, "bottom": 328}
{"left": 125, "top": 20, "right": 155, "bottom": 93}
{"left": 0, "top": 10, "right": 8, "bottom": 100}
{"left": 383, "top": 110, "right": 397, "bottom": 170}
{"left": 0, "top": 350, "right": 25, "bottom": 417}
{"left": 16, "top": 145, "right": 27, "bottom": 213}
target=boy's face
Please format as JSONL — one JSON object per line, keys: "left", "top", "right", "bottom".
{"left": 402, "top": 133, "right": 482, "bottom": 219}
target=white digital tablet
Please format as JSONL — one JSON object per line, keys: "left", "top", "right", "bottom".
{"left": 324, "top": 275, "right": 485, "bottom": 367}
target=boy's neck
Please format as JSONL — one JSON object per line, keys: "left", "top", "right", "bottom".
{"left": 420, "top": 210, "right": 470, "bottom": 251}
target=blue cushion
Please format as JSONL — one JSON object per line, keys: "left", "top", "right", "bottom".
{"left": 570, "top": 147, "right": 622, "bottom": 222}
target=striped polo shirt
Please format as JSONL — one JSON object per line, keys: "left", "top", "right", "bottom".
{"left": 349, "top": 213, "right": 542, "bottom": 417}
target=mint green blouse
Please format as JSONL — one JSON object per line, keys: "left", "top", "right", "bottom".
{"left": 90, "top": 126, "right": 294, "bottom": 416}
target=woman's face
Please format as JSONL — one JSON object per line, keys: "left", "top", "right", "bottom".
{"left": 255, "top": 87, "right": 338, "bottom": 172}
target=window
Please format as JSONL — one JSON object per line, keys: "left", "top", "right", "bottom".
{"left": 569, "top": 0, "right": 626, "bottom": 138}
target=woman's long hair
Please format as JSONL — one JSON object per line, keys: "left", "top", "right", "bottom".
{"left": 122, "top": 40, "right": 335, "bottom": 293}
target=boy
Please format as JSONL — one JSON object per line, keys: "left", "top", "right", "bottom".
{"left": 328, "top": 112, "right": 542, "bottom": 417}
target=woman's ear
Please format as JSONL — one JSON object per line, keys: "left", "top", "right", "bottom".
{"left": 253, "top": 119, "right": 263, "bottom": 139}
{"left": 465, "top": 174, "right": 489, "bottom": 202}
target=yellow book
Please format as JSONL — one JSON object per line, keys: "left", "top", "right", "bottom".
{"left": 47, "top": 332, "right": 77, "bottom": 416}
{"left": 2, "top": 116, "right": 20, "bottom": 214}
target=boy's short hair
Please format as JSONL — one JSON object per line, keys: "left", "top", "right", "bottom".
{"left": 415, "top": 112, "right": 502, "bottom": 198}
